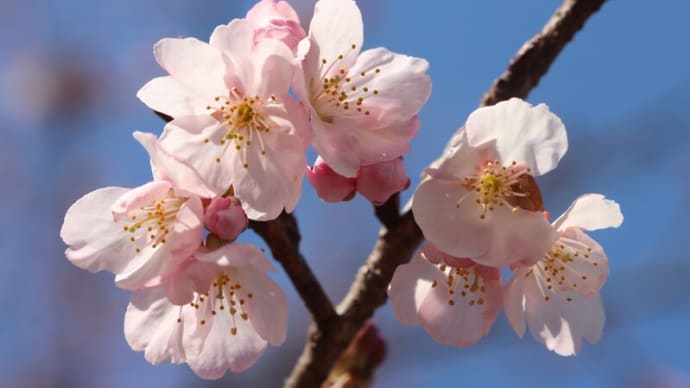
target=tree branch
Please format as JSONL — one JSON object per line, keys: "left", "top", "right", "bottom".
{"left": 481, "top": 0, "right": 606, "bottom": 106}
{"left": 282, "top": 0, "right": 607, "bottom": 386}
{"left": 250, "top": 213, "right": 337, "bottom": 326}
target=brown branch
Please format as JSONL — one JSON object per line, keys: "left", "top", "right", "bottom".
{"left": 250, "top": 212, "right": 337, "bottom": 325}
{"left": 282, "top": 0, "right": 607, "bottom": 386}
{"left": 481, "top": 0, "right": 606, "bottom": 106}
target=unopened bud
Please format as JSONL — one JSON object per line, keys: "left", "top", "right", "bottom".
{"left": 307, "top": 156, "right": 357, "bottom": 202}
{"left": 357, "top": 157, "right": 410, "bottom": 205}
{"left": 204, "top": 196, "right": 248, "bottom": 241}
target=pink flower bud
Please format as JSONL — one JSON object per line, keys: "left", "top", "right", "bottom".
{"left": 246, "top": 0, "right": 307, "bottom": 50}
{"left": 356, "top": 157, "right": 410, "bottom": 205}
{"left": 306, "top": 156, "right": 357, "bottom": 202}
{"left": 204, "top": 197, "right": 248, "bottom": 241}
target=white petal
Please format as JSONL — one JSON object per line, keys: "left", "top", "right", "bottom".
{"left": 187, "top": 296, "right": 267, "bottom": 378}
{"left": 347, "top": 48, "right": 431, "bottom": 127}
{"left": 137, "top": 76, "right": 210, "bottom": 117}
{"left": 304, "top": 0, "right": 363, "bottom": 81}
{"left": 522, "top": 271, "right": 605, "bottom": 356}
{"left": 503, "top": 270, "right": 528, "bottom": 338}
{"left": 553, "top": 193, "right": 623, "bottom": 232}
{"left": 133, "top": 131, "right": 216, "bottom": 198}
{"left": 152, "top": 37, "right": 228, "bottom": 108}
{"left": 465, "top": 98, "right": 568, "bottom": 176}
{"left": 234, "top": 267, "right": 288, "bottom": 345}
{"left": 124, "top": 286, "right": 187, "bottom": 365}
{"left": 388, "top": 246, "right": 445, "bottom": 326}
{"left": 61, "top": 187, "right": 132, "bottom": 274}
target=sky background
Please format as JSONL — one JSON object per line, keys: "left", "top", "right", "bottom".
{"left": 1, "top": 0, "right": 689, "bottom": 387}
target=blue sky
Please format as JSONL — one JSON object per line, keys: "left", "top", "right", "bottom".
{"left": 1, "top": 0, "right": 688, "bottom": 387}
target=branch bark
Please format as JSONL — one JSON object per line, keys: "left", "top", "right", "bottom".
{"left": 267, "top": 0, "right": 607, "bottom": 386}
{"left": 250, "top": 213, "right": 337, "bottom": 326}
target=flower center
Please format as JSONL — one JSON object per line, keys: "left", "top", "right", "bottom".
{"left": 309, "top": 44, "right": 380, "bottom": 122}
{"left": 431, "top": 263, "right": 487, "bottom": 307}
{"left": 527, "top": 236, "right": 598, "bottom": 302}
{"left": 462, "top": 160, "right": 530, "bottom": 219}
{"left": 178, "top": 272, "right": 254, "bottom": 336}
{"left": 122, "top": 191, "right": 186, "bottom": 254}
{"left": 204, "top": 88, "right": 278, "bottom": 168}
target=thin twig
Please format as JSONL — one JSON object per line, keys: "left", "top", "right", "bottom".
{"left": 282, "top": 0, "right": 607, "bottom": 386}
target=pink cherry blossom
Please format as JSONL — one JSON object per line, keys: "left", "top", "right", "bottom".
{"left": 246, "top": 0, "right": 306, "bottom": 50}
{"left": 124, "top": 243, "right": 287, "bottom": 379}
{"left": 412, "top": 98, "right": 568, "bottom": 267}
{"left": 60, "top": 132, "right": 213, "bottom": 290}
{"left": 204, "top": 196, "right": 248, "bottom": 241}
{"left": 388, "top": 243, "right": 502, "bottom": 347}
{"left": 294, "top": 0, "right": 431, "bottom": 177}
{"left": 306, "top": 156, "right": 357, "bottom": 202}
{"left": 138, "top": 19, "right": 310, "bottom": 221}
{"left": 503, "top": 194, "right": 623, "bottom": 356}
{"left": 356, "top": 157, "right": 410, "bottom": 205}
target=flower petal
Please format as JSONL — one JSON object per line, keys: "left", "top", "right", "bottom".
{"left": 137, "top": 76, "right": 210, "bottom": 118}
{"left": 465, "top": 98, "right": 568, "bottom": 176}
{"left": 133, "top": 131, "right": 216, "bottom": 199}
{"left": 111, "top": 180, "right": 172, "bottom": 221}
{"left": 61, "top": 187, "right": 132, "bottom": 273}
{"left": 553, "top": 193, "right": 623, "bottom": 232}
{"left": 149, "top": 37, "right": 228, "bottom": 113}
{"left": 304, "top": 0, "right": 363, "bottom": 81}
{"left": 388, "top": 245, "right": 446, "bottom": 326}
{"left": 186, "top": 295, "right": 267, "bottom": 378}
{"left": 347, "top": 48, "right": 431, "bottom": 128}
{"left": 124, "top": 286, "right": 188, "bottom": 365}
{"left": 234, "top": 266, "right": 288, "bottom": 346}
{"left": 503, "top": 270, "right": 528, "bottom": 338}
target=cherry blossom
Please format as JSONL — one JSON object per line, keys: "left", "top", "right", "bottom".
{"left": 412, "top": 98, "right": 568, "bottom": 267}
{"left": 60, "top": 132, "right": 214, "bottom": 289}
{"left": 294, "top": 0, "right": 431, "bottom": 177}
{"left": 503, "top": 194, "right": 623, "bottom": 356}
{"left": 388, "top": 243, "right": 502, "bottom": 347}
{"left": 137, "top": 19, "right": 310, "bottom": 221}
{"left": 246, "top": 0, "right": 306, "bottom": 50}
{"left": 125, "top": 243, "right": 287, "bottom": 379}
{"left": 356, "top": 157, "right": 409, "bottom": 205}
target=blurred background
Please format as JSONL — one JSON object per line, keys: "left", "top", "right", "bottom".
{"left": 1, "top": 0, "right": 688, "bottom": 387}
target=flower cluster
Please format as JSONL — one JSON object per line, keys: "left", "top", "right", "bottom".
{"left": 60, "top": 0, "right": 430, "bottom": 379}
{"left": 390, "top": 98, "right": 623, "bottom": 355}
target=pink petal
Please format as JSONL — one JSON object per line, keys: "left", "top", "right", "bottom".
{"left": 553, "top": 193, "right": 623, "bottom": 232}
{"left": 133, "top": 131, "right": 216, "bottom": 199}
{"left": 312, "top": 115, "right": 418, "bottom": 178}
{"left": 124, "top": 286, "right": 188, "bottom": 365}
{"left": 346, "top": 48, "right": 431, "bottom": 128}
{"left": 417, "top": 260, "right": 502, "bottom": 347}
{"left": 247, "top": 38, "right": 296, "bottom": 99}
{"left": 186, "top": 295, "right": 267, "bottom": 378}
{"left": 111, "top": 180, "right": 172, "bottom": 221}
{"left": 465, "top": 98, "right": 568, "bottom": 176}
{"left": 195, "top": 243, "right": 275, "bottom": 273}
{"left": 388, "top": 244, "right": 446, "bottom": 326}
{"left": 303, "top": 0, "right": 363, "bottom": 81}
{"left": 150, "top": 37, "right": 228, "bottom": 112}
{"left": 552, "top": 227, "right": 610, "bottom": 296}
{"left": 234, "top": 266, "right": 288, "bottom": 345}
{"left": 61, "top": 186, "right": 132, "bottom": 273}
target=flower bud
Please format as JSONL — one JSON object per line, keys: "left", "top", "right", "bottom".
{"left": 204, "top": 196, "right": 248, "bottom": 241}
{"left": 246, "top": 0, "right": 307, "bottom": 50}
{"left": 356, "top": 157, "right": 410, "bottom": 205}
{"left": 306, "top": 157, "right": 357, "bottom": 202}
